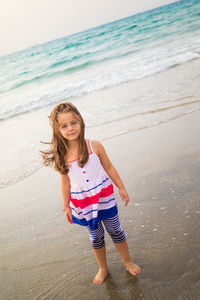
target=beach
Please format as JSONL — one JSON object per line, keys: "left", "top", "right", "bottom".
{"left": 1, "top": 109, "right": 200, "bottom": 300}
{"left": 1, "top": 1, "right": 200, "bottom": 298}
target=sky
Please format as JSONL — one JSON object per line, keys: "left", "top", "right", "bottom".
{"left": 0, "top": 0, "right": 177, "bottom": 57}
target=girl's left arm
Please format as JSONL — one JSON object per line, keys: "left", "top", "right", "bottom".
{"left": 93, "top": 140, "right": 129, "bottom": 206}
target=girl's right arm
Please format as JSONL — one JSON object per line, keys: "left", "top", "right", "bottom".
{"left": 60, "top": 174, "right": 73, "bottom": 224}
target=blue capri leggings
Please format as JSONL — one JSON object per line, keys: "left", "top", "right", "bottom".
{"left": 86, "top": 214, "right": 126, "bottom": 249}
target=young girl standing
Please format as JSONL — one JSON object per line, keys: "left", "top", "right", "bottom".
{"left": 41, "top": 102, "right": 140, "bottom": 284}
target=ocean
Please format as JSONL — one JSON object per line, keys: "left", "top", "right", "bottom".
{"left": 1, "top": 0, "right": 200, "bottom": 188}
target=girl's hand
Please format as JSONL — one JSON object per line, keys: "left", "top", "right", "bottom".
{"left": 64, "top": 207, "right": 73, "bottom": 224}
{"left": 119, "top": 187, "right": 129, "bottom": 206}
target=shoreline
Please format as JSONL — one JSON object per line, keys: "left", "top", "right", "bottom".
{"left": 1, "top": 110, "right": 200, "bottom": 300}
{"left": 1, "top": 105, "right": 200, "bottom": 190}
{"left": 1, "top": 57, "right": 200, "bottom": 190}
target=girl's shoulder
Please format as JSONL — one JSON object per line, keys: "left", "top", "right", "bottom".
{"left": 87, "top": 139, "right": 105, "bottom": 157}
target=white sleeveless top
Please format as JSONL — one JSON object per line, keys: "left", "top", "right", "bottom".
{"left": 68, "top": 140, "right": 118, "bottom": 230}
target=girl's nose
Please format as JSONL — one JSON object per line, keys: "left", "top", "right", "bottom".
{"left": 68, "top": 125, "right": 74, "bottom": 131}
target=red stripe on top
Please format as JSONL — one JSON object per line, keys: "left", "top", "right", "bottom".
{"left": 100, "top": 184, "right": 114, "bottom": 197}
{"left": 70, "top": 184, "right": 114, "bottom": 209}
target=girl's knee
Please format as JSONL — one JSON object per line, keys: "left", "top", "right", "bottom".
{"left": 88, "top": 223, "right": 105, "bottom": 249}
{"left": 108, "top": 227, "right": 126, "bottom": 243}
{"left": 90, "top": 235, "right": 105, "bottom": 249}
{"left": 104, "top": 215, "right": 126, "bottom": 243}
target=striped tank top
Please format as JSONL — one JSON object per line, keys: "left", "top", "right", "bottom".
{"left": 68, "top": 140, "right": 118, "bottom": 230}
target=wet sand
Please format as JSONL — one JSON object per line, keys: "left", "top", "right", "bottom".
{"left": 1, "top": 110, "right": 200, "bottom": 300}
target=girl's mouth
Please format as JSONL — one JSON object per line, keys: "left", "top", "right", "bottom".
{"left": 69, "top": 132, "right": 76, "bottom": 136}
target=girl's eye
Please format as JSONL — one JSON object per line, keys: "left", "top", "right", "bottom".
{"left": 61, "top": 124, "right": 67, "bottom": 129}
{"left": 72, "top": 121, "right": 78, "bottom": 125}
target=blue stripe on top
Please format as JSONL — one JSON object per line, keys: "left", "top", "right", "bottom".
{"left": 71, "top": 205, "right": 118, "bottom": 230}
{"left": 71, "top": 177, "right": 109, "bottom": 194}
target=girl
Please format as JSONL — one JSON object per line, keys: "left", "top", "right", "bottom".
{"left": 41, "top": 102, "right": 140, "bottom": 284}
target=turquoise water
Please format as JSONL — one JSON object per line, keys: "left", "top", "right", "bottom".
{"left": 1, "top": 0, "right": 200, "bottom": 188}
{"left": 0, "top": 0, "right": 200, "bottom": 120}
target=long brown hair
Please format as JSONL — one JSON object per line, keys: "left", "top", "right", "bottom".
{"left": 40, "top": 102, "right": 89, "bottom": 174}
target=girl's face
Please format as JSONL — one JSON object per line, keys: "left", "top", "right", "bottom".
{"left": 57, "top": 112, "right": 81, "bottom": 141}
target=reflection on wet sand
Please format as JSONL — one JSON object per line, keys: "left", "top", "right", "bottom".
{"left": 104, "top": 272, "right": 144, "bottom": 300}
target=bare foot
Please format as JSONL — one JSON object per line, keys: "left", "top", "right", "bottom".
{"left": 93, "top": 268, "right": 108, "bottom": 284}
{"left": 125, "top": 262, "right": 141, "bottom": 276}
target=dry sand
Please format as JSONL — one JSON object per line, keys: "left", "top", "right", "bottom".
{"left": 1, "top": 110, "right": 200, "bottom": 300}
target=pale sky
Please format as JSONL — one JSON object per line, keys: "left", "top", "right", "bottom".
{"left": 0, "top": 0, "right": 177, "bottom": 57}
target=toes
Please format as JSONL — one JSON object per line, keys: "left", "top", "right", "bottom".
{"left": 135, "top": 266, "right": 141, "bottom": 275}
{"left": 133, "top": 268, "right": 140, "bottom": 276}
{"left": 93, "top": 271, "right": 108, "bottom": 284}
{"left": 137, "top": 267, "right": 141, "bottom": 274}
{"left": 93, "top": 275, "right": 101, "bottom": 284}
{"left": 126, "top": 263, "right": 141, "bottom": 276}
{"left": 93, "top": 277, "right": 99, "bottom": 284}
{"left": 93, "top": 278, "right": 102, "bottom": 284}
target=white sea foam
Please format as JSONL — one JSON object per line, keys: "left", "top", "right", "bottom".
{"left": 0, "top": 36, "right": 199, "bottom": 121}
